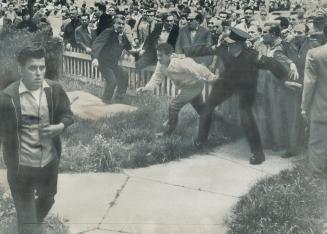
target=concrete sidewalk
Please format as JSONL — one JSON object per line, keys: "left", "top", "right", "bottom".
{"left": 0, "top": 139, "right": 297, "bottom": 234}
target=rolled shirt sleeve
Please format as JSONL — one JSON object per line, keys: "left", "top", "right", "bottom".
{"left": 144, "top": 62, "right": 166, "bottom": 91}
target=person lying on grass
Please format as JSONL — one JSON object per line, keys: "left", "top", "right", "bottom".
{"left": 137, "top": 42, "right": 218, "bottom": 137}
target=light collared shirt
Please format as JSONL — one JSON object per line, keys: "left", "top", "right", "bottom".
{"left": 190, "top": 26, "right": 199, "bottom": 43}
{"left": 19, "top": 80, "right": 56, "bottom": 168}
{"left": 144, "top": 54, "right": 217, "bottom": 91}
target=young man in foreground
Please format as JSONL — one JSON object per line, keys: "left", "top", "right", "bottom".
{"left": 0, "top": 46, "right": 74, "bottom": 233}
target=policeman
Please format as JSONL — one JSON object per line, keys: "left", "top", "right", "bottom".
{"left": 195, "top": 27, "right": 292, "bottom": 165}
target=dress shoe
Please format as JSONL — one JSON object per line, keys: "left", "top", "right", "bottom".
{"left": 281, "top": 151, "right": 295, "bottom": 158}
{"left": 249, "top": 153, "right": 265, "bottom": 165}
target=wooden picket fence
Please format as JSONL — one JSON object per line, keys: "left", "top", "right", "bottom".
{"left": 62, "top": 48, "right": 211, "bottom": 99}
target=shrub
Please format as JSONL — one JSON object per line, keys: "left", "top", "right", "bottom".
{"left": 227, "top": 164, "right": 327, "bottom": 234}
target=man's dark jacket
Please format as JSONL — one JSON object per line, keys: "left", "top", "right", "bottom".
{"left": 136, "top": 23, "right": 179, "bottom": 68}
{"left": 92, "top": 28, "right": 132, "bottom": 68}
{"left": 143, "top": 23, "right": 179, "bottom": 51}
{"left": 16, "top": 19, "right": 37, "bottom": 32}
{"left": 215, "top": 45, "right": 289, "bottom": 89}
{"left": 0, "top": 79, "right": 74, "bottom": 171}
{"left": 75, "top": 25, "right": 97, "bottom": 50}
{"left": 63, "top": 19, "right": 81, "bottom": 47}
{"left": 96, "top": 13, "right": 114, "bottom": 36}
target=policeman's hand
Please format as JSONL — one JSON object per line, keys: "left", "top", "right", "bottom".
{"left": 39, "top": 123, "right": 65, "bottom": 138}
{"left": 290, "top": 63, "right": 299, "bottom": 81}
{"left": 92, "top": 59, "right": 99, "bottom": 68}
{"left": 85, "top": 47, "right": 92, "bottom": 53}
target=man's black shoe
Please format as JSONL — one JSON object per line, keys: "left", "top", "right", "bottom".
{"left": 281, "top": 151, "right": 296, "bottom": 158}
{"left": 249, "top": 153, "right": 265, "bottom": 165}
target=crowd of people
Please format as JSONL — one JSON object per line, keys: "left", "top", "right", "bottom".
{"left": 1, "top": 0, "right": 327, "bottom": 232}
{"left": 0, "top": 0, "right": 325, "bottom": 159}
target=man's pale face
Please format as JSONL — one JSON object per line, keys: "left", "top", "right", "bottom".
{"left": 21, "top": 58, "right": 46, "bottom": 90}
{"left": 81, "top": 16, "right": 89, "bottom": 27}
{"left": 219, "top": 13, "right": 228, "bottom": 21}
{"left": 157, "top": 50, "right": 170, "bottom": 66}
{"left": 114, "top": 18, "right": 125, "bottom": 33}
{"left": 107, "top": 8, "right": 115, "bottom": 15}
{"left": 244, "top": 10, "right": 253, "bottom": 22}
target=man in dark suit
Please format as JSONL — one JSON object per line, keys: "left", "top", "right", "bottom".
{"left": 136, "top": 14, "right": 179, "bottom": 70}
{"left": 92, "top": 15, "right": 132, "bottom": 103}
{"left": 63, "top": 8, "right": 81, "bottom": 50}
{"left": 175, "top": 12, "right": 213, "bottom": 66}
{"left": 75, "top": 14, "right": 96, "bottom": 52}
{"left": 194, "top": 28, "right": 292, "bottom": 165}
{"left": 96, "top": 3, "right": 114, "bottom": 36}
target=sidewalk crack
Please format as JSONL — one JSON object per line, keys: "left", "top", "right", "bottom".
{"left": 97, "top": 174, "right": 130, "bottom": 229}
{"left": 123, "top": 172, "right": 240, "bottom": 199}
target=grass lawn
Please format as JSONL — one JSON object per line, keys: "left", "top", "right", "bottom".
{"left": 0, "top": 76, "right": 240, "bottom": 172}
{"left": 58, "top": 76, "right": 240, "bottom": 173}
{"left": 226, "top": 162, "right": 327, "bottom": 234}
{"left": 0, "top": 186, "right": 69, "bottom": 234}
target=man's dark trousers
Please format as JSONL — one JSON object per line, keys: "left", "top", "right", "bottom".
{"left": 197, "top": 78, "right": 263, "bottom": 155}
{"left": 99, "top": 63, "right": 128, "bottom": 102}
{"left": 7, "top": 158, "right": 59, "bottom": 234}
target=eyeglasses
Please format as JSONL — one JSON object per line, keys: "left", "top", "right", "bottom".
{"left": 260, "top": 14, "right": 267, "bottom": 16}
{"left": 187, "top": 18, "right": 196, "bottom": 21}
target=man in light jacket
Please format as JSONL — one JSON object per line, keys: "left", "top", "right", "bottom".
{"left": 301, "top": 25, "right": 327, "bottom": 177}
{"left": 137, "top": 42, "right": 217, "bottom": 136}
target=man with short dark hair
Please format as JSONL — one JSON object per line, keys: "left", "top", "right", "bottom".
{"left": 63, "top": 8, "right": 81, "bottom": 49}
{"left": 75, "top": 14, "right": 96, "bottom": 52}
{"left": 16, "top": 9, "right": 37, "bottom": 32}
{"left": 96, "top": 3, "right": 114, "bottom": 36}
{"left": 135, "top": 14, "right": 179, "bottom": 70}
{"left": 92, "top": 16, "right": 132, "bottom": 103}
{"left": 0, "top": 46, "right": 74, "bottom": 234}
{"left": 137, "top": 43, "right": 217, "bottom": 136}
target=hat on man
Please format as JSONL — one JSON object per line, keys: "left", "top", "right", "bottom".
{"left": 224, "top": 27, "right": 251, "bottom": 43}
